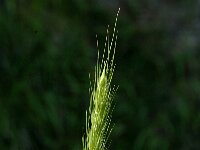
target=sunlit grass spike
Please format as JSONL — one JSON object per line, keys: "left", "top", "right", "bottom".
{"left": 83, "top": 8, "right": 120, "bottom": 150}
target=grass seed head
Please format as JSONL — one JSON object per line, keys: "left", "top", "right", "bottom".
{"left": 83, "top": 8, "right": 120, "bottom": 150}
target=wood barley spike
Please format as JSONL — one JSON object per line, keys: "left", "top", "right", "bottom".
{"left": 83, "top": 8, "right": 120, "bottom": 150}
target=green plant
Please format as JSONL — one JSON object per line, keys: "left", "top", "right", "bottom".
{"left": 82, "top": 9, "right": 120, "bottom": 150}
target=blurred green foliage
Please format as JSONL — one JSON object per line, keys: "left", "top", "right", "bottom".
{"left": 1, "top": 0, "right": 200, "bottom": 149}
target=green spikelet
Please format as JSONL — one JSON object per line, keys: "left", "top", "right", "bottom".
{"left": 82, "top": 8, "right": 120, "bottom": 150}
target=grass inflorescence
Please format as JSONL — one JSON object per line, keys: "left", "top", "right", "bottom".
{"left": 82, "top": 8, "right": 120, "bottom": 150}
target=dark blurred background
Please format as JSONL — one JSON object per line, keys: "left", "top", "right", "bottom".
{"left": 1, "top": 0, "right": 200, "bottom": 149}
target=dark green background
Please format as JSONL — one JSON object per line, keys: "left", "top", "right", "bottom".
{"left": 1, "top": 0, "right": 200, "bottom": 149}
